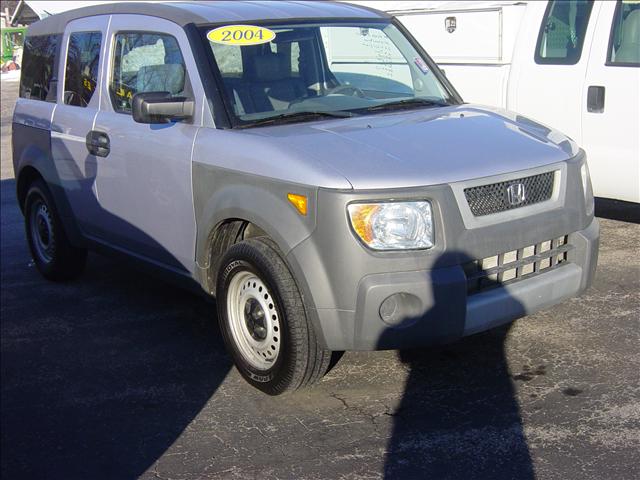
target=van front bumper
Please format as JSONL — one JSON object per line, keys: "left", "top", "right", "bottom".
{"left": 296, "top": 218, "right": 598, "bottom": 351}
{"left": 285, "top": 155, "right": 598, "bottom": 351}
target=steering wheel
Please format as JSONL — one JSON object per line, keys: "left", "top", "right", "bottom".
{"left": 326, "top": 84, "right": 366, "bottom": 98}
{"left": 63, "top": 91, "right": 88, "bottom": 107}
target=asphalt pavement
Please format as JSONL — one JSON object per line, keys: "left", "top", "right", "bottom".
{"left": 1, "top": 77, "right": 639, "bottom": 480}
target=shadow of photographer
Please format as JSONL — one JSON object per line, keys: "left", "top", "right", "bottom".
{"left": 377, "top": 252, "right": 535, "bottom": 479}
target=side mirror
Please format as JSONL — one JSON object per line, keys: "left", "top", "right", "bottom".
{"left": 132, "top": 92, "right": 195, "bottom": 124}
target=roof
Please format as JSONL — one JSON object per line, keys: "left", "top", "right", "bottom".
{"left": 26, "top": 1, "right": 388, "bottom": 35}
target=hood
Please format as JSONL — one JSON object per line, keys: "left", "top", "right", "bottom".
{"left": 250, "top": 105, "right": 580, "bottom": 190}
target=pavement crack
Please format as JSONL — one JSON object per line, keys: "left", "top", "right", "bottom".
{"left": 330, "top": 393, "right": 395, "bottom": 430}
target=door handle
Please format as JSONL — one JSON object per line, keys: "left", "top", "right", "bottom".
{"left": 86, "top": 130, "right": 110, "bottom": 157}
{"left": 587, "top": 86, "right": 605, "bottom": 113}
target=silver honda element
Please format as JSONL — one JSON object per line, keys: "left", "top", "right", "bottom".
{"left": 12, "top": 1, "right": 599, "bottom": 394}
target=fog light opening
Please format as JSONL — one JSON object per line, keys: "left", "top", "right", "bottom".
{"left": 379, "top": 293, "right": 423, "bottom": 327}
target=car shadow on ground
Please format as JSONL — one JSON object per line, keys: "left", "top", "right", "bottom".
{"left": 595, "top": 197, "right": 640, "bottom": 224}
{"left": 378, "top": 253, "right": 535, "bottom": 479}
{"left": 1, "top": 178, "right": 232, "bottom": 479}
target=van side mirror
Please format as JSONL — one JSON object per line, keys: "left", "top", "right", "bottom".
{"left": 132, "top": 92, "right": 195, "bottom": 124}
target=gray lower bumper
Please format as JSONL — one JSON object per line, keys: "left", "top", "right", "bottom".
{"left": 463, "top": 262, "right": 582, "bottom": 336}
{"left": 307, "top": 218, "right": 599, "bottom": 351}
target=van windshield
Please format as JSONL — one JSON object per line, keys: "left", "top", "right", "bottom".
{"left": 205, "top": 21, "right": 457, "bottom": 127}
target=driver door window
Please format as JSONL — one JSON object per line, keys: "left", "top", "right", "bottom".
{"left": 109, "top": 32, "right": 187, "bottom": 114}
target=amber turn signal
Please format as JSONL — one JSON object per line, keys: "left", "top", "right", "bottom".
{"left": 287, "top": 193, "right": 308, "bottom": 216}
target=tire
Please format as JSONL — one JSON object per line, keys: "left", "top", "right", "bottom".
{"left": 24, "top": 179, "right": 87, "bottom": 281}
{"left": 217, "top": 237, "right": 331, "bottom": 395}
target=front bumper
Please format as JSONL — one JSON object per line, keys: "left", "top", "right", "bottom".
{"left": 296, "top": 218, "right": 598, "bottom": 351}
{"left": 355, "top": 218, "right": 598, "bottom": 349}
{"left": 286, "top": 154, "right": 598, "bottom": 351}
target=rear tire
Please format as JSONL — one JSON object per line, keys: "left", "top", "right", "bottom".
{"left": 217, "top": 237, "right": 331, "bottom": 395}
{"left": 24, "top": 179, "right": 87, "bottom": 281}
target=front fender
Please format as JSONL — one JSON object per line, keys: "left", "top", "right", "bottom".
{"left": 192, "top": 164, "right": 318, "bottom": 268}
{"left": 192, "top": 165, "right": 334, "bottom": 347}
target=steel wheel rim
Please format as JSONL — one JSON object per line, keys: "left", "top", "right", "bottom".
{"left": 30, "top": 199, "right": 55, "bottom": 263}
{"left": 227, "top": 270, "right": 281, "bottom": 370}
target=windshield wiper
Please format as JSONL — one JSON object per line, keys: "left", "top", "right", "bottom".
{"left": 240, "top": 110, "right": 356, "bottom": 128}
{"left": 359, "top": 98, "right": 450, "bottom": 113}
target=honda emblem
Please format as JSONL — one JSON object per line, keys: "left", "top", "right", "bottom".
{"left": 506, "top": 183, "right": 526, "bottom": 206}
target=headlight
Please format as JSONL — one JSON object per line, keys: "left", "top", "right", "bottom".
{"left": 581, "top": 161, "right": 594, "bottom": 216}
{"left": 347, "top": 201, "right": 434, "bottom": 250}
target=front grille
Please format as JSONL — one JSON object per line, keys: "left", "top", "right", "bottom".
{"left": 464, "top": 171, "right": 555, "bottom": 216}
{"left": 465, "top": 235, "right": 572, "bottom": 295}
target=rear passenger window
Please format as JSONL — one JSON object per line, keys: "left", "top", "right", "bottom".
{"left": 64, "top": 32, "right": 102, "bottom": 107}
{"left": 608, "top": 0, "right": 640, "bottom": 65}
{"left": 110, "top": 32, "right": 187, "bottom": 114}
{"left": 19, "top": 34, "right": 60, "bottom": 102}
{"left": 536, "top": 0, "right": 594, "bottom": 65}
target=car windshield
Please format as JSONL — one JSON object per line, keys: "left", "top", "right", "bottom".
{"left": 205, "top": 21, "right": 457, "bottom": 126}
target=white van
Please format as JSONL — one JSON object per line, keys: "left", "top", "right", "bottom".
{"left": 359, "top": 0, "right": 640, "bottom": 204}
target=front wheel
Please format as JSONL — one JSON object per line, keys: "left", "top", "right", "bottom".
{"left": 217, "top": 237, "right": 331, "bottom": 395}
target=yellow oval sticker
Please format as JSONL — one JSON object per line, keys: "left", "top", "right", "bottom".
{"left": 207, "top": 25, "right": 276, "bottom": 46}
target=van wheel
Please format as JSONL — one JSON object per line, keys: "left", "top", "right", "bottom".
{"left": 24, "top": 179, "right": 87, "bottom": 281}
{"left": 217, "top": 237, "right": 331, "bottom": 395}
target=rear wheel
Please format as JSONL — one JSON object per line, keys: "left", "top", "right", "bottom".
{"left": 217, "top": 237, "right": 331, "bottom": 395}
{"left": 24, "top": 180, "right": 87, "bottom": 281}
